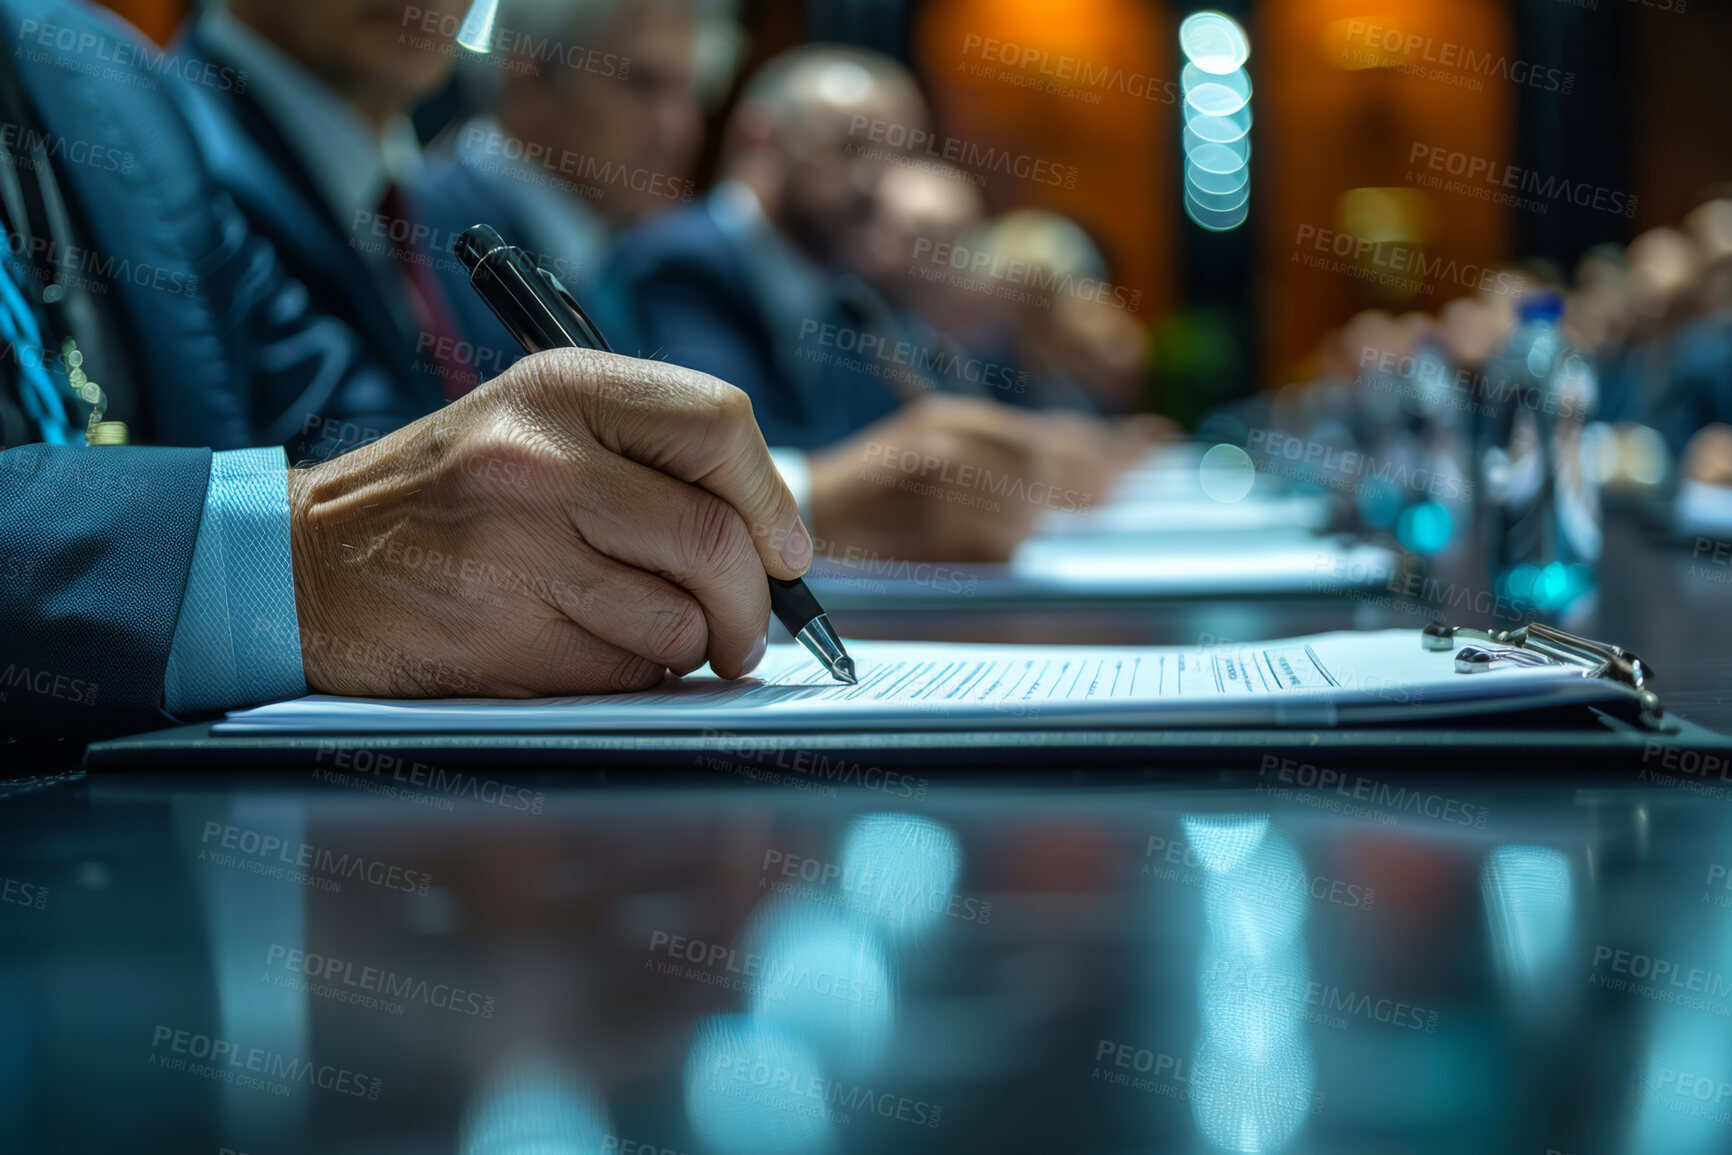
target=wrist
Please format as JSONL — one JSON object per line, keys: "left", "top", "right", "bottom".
{"left": 286, "top": 466, "right": 335, "bottom": 693}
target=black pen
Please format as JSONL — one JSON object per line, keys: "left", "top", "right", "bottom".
{"left": 454, "top": 223, "right": 857, "bottom": 685}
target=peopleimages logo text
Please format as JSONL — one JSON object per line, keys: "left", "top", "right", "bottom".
{"left": 959, "top": 34, "right": 1179, "bottom": 103}
{"left": 911, "top": 237, "right": 1142, "bottom": 311}
{"left": 17, "top": 19, "right": 248, "bottom": 93}
{"left": 1408, "top": 144, "right": 1637, "bottom": 218}
{"left": 848, "top": 117, "right": 1078, "bottom": 188}
{"left": 149, "top": 1026, "right": 381, "bottom": 1099}
{"left": 199, "top": 822, "right": 432, "bottom": 894}
{"left": 1339, "top": 20, "right": 1573, "bottom": 94}
{"left": 1257, "top": 755, "right": 1489, "bottom": 827}
{"left": 264, "top": 945, "right": 496, "bottom": 1018}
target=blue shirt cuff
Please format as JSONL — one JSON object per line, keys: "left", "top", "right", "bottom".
{"left": 164, "top": 447, "right": 307, "bottom": 714}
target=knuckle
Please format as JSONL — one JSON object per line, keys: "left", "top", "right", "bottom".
{"left": 710, "top": 383, "right": 755, "bottom": 428}
{"left": 514, "top": 346, "right": 600, "bottom": 399}
{"left": 643, "top": 600, "right": 708, "bottom": 668}
{"left": 609, "top": 654, "right": 664, "bottom": 693}
{"left": 683, "top": 491, "right": 750, "bottom": 576}
{"left": 456, "top": 428, "right": 550, "bottom": 496}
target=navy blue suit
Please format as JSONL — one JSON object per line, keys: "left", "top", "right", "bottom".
{"left": 0, "top": 0, "right": 385, "bottom": 741}
{"left": 172, "top": 20, "right": 449, "bottom": 449}
{"left": 1, "top": 444, "right": 209, "bottom": 742}
{"left": 1652, "top": 312, "right": 1732, "bottom": 456}
{"left": 412, "top": 151, "right": 639, "bottom": 360}
{"left": 410, "top": 156, "right": 538, "bottom": 387}
{"left": 608, "top": 198, "right": 903, "bottom": 451}
{"left": 3, "top": 2, "right": 393, "bottom": 455}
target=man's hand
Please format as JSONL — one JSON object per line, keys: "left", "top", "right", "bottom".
{"left": 1684, "top": 423, "right": 1732, "bottom": 487}
{"left": 1039, "top": 411, "right": 1164, "bottom": 506}
{"left": 286, "top": 350, "right": 811, "bottom": 697}
{"left": 807, "top": 396, "right": 1061, "bottom": 564}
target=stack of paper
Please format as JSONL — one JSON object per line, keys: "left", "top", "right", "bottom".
{"left": 216, "top": 630, "right": 1619, "bottom": 736}
{"left": 808, "top": 533, "right": 1396, "bottom": 607}
{"left": 806, "top": 443, "right": 1387, "bottom": 607}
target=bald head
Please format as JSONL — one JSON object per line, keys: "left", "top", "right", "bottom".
{"left": 876, "top": 164, "right": 983, "bottom": 245}
{"left": 971, "top": 211, "right": 1108, "bottom": 283}
{"left": 1626, "top": 227, "right": 1703, "bottom": 326}
{"left": 734, "top": 46, "right": 927, "bottom": 146}
{"left": 853, "top": 161, "right": 983, "bottom": 304}
{"left": 1686, "top": 198, "right": 1732, "bottom": 264}
{"left": 724, "top": 46, "right": 929, "bottom": 264}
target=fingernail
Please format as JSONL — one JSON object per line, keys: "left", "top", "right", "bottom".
{"left": 742, "top": 634, "right": 767, "bottom": 675}
{"left": 781, "top": 520, "right": 812, "bottom": 572}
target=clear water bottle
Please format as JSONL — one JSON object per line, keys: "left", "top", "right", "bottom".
{"left": 1393, "top": 337, "right": 1474, "bottom": 561}
{"left": 1481, "top": 292, "right": 1601, "bottom": 621}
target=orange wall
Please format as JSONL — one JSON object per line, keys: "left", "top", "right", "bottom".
{"left": 95, "top": 0, "right": 185, "bottom": 44}
{"left": 916, "top": 0, "right": 1176, "bottom": 324}
{"left": 1259, "top": 0, "right": 1512, "bottom": 386}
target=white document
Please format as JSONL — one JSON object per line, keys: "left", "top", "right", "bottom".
{"left": 811, "top": 442, "right": 1372, "bottom": 605}
{"left": 1039, "top": 447, "right": 1331, "bottom": 538}
{"left": 215, "top": 629, "right": 1616, "bottom": 735}
{"left": 1036, "top": 494, "right": 1330, "bottom": 538}
{"left": 1010, "top": 533, "right": 1394, "bottom": 592}
{"left": 1676, "top": 481, "right": 1732, "bottom": 538}
{"left": 809, "top": 532, "right": 1397, "bottom": 608}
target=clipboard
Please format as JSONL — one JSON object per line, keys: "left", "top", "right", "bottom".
{"left": 82, "top": 625, "right": 1722, "bottom": 774}
{"left": 1419, "top": 621, "right": 1664, "bottom": 730}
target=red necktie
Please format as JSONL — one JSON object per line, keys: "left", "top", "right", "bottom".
{"left": 377, "top": 183, "right": 476, "bottom": 400}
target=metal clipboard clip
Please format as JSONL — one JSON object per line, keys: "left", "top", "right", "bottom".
{"left": 1421, "top": 622, "right": 1663, "bottom": 729}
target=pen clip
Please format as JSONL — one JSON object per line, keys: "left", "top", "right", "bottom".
{"left": 536, "top": 267, "right": 612, "bottom": 354}
{"left": 456, "top": 223, "right": 613, "bottom": 355}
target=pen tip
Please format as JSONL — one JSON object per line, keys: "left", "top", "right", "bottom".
{"left": 833, "top": 656, "right": 857, "bottom": 685}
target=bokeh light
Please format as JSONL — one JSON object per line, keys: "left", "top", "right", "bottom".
{"left": 745, "top": 898, "right": 897, "bottom": 1077}
{"left": 684, "top": 1014, "right": 833, "bottom": 1154}
{"left": 836, "top": 813, "right": 963, "bottom": 945}
{"left": 460, "top": 1051, "right": 611, "bottom": 1155}
{"left": 1396, "top": 500, "right": 1453, "bottom": 555}
{"left": 1198, "top": 444, "right": 1257, "bottom": 503}
{"left": 1181, "top": 12, "right": 1251, "bottom": 232}
{"left": 1180, "top": 11, "right": 1251, "bottom": 74}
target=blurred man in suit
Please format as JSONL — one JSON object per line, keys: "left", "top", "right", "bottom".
{"left": 1656, "top": 199, "right": 1732, "bottom": 468}
{"left": 422, "top": 25, "right": 1075, "bottom": 563}
{"left": 173, "top": 0, "right": 495, "bottom": 446}
{"left": 410, "top": 0, "right": 728, "bottom": 401}
{"left": 955, "top": 211, "right": 1152, "bottom": 416}
{"left": 1, "top": 0, "right": 810, "bottom": 746}
{"left": 610, "top": 45, "right": 922, "bottom": 448}
{"left": 609, "top": 45, "right": 1133, "bottom": 562}
{"left": 0, "top": 3, "right": 401, "bottom": 453}
{"left": 846, "top": 161, "right": 989, "bottom": 371}
{"left": 422, "top": 0, "right": 720, "bottom": 316}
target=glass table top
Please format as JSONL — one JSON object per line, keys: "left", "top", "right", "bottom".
{"left": 4, "top": 770, "right": 1731, "bottom": 1155}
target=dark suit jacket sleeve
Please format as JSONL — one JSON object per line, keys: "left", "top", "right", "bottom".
{"left": 153, "top": 63, "right": 418, "bottom": 456}
{"left": 0, "top": 444, "right": 209, "bottom": 741}
{"left": 1654, "top": 323, "right": 1732, "bottom": 457}
{"left": 615, "top": 254, "right": 815, "bottom": 448}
